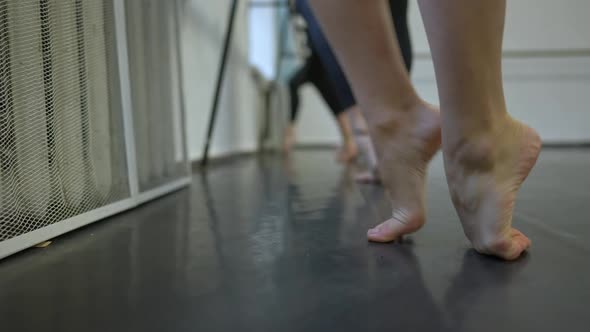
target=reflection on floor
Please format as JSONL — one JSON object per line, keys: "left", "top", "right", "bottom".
{"left": 1, "top": 149, "right": 589, "bottom": 332}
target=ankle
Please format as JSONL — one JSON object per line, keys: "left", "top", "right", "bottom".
{"left": 444, "top": 112, "right": 514, "bottom": 157}
{"left": 342, "top": 135, "right": 356, "bottom": 147}
{"left": 444, "top": 107, "right": 511, "bottom": 136}
{"left": 367, "top": 100, "right": 442, "bottom": 141}
{"left": 445, "top": 135, "right": 496, "bottom": 173}
{"left": 286, "top": 123, "right": 296, "bottom": 133}
{"left": 364, "top": 95, "right": 424, "bottom": 124}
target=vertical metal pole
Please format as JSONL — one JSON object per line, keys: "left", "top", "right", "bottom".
{"left": 172, "top": 0, "right": 191, "bottom": 176}
{"left": 113, "top": 0, "right": 140, "bottom": 198}
{"left": 201, "top": 0, "right": 239, "bottom": 167}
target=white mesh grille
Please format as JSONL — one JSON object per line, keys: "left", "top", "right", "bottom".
{"left": 126, "top": 0, "right": 188, "bottom": 192}
{"left": 0, "top": 0, "right": 130, "bottom": 241}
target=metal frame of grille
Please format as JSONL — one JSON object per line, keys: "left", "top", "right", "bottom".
{"left": 0, "top": 0, "right": 190, "bottom": 260}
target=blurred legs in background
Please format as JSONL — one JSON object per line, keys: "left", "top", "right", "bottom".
{"left": 284, "top": 52, "right": 358, "bottom": 163}
{"left": 287, "top": 0, "right": 413, "bottom": 176}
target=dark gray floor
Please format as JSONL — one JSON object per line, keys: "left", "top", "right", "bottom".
{"left": 1, "top": 149, "right": 589, "bottom": 332}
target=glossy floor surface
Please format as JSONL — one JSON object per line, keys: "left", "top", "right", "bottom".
{"left": 1, "top": 149, "right": 589, "bottom": 332}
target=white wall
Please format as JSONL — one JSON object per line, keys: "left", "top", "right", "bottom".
{"left": 180, "top": 0, "right": 261, "bottom": 160}
{"left": 248, "top": 5, "right": 276, "bottom": 80}
{"left": 297, "top": 0, "right": 590, "bottom": 145}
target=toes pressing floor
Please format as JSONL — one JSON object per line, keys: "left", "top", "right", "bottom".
{"left": 0, "top": 149, "right": 589, "bottom": 332}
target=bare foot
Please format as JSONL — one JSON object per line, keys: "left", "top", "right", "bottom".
{"left": 283, "top": 125, "right": 296, "bottom": 154}
{"left": 354, "top": 133, "right": 380, "bottom": 178}
{"left": 366, "top": 102, "right": 441, "bottom": 242}
{"left": 445, "top": 116, "right": 541, "bottom": 260}
{"left": 336, "top": 138, "right": 358, "bottom": 164}
{"left": 355, "top": 169, "right": 381, "bottom": 184}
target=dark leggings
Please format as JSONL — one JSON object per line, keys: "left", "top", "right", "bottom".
{"left": 289, "top": 0, "right": 412, "bottom": 122}
{"left": 289, "top": 52, "right": 346, "bottom": 122}
{"left": 390, "top": 0, "right": 413, "bottom": 72}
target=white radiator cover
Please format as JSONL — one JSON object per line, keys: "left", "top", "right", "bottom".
{"left": 0, "top": 0, "right": 190, "bottom": 259}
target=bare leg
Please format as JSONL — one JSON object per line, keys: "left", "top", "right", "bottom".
{"left": 309, "top": 0, "right": 442, "bottom": 242}
{"left": 283, "top": 123, "right": 296, "bottom": 154}
{"left": 418, "top": 0, "right": 540, "bottom": 260}
{"left": 335, "top": 111, "right": 358, "bottom": 163}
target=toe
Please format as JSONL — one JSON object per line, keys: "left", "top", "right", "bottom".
{"left": 367, "top": 221, "right": 398, "bottom": 243}
{"left": 367, "top": 224, "right": 392, "bottom": 242}
{"left": 511, "top": 228, "right": 532, "bottom": 248}
{"left": 367, "top": 213, "right": 424, "bottom": 243}
{"left": 486, "top": 228, "right": 531, "bottom": 260}
{"left": 509, "top": 228, "right": 532, "bottom": 257}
